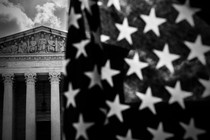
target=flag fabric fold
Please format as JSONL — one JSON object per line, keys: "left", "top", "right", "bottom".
{"left": 63, "top": 0, "right": 210, "bottom": 139}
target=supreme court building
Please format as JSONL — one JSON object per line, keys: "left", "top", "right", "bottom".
{"left": 0, "top": 26, "right": 67, "bottom": 140}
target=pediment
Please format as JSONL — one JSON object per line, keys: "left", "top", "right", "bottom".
{"left": 0, "top": 26, "right": 67, "bottom": 56}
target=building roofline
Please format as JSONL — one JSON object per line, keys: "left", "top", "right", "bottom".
{"left": 0, "top": 26, "right": 67, "bottom": 43}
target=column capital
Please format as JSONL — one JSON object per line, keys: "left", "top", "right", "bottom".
{"left": 49, "top": 72, "right": 60, "bottom": 83}
{"left": 2, "top": 73, "right": 14, "bottom": 84}
{"left": 25, "top": 73, "right": 36, "bottom": 84}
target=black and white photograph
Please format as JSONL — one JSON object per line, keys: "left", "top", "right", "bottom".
{"left": 0, "top": 0, "right": 210, "bottom": 140}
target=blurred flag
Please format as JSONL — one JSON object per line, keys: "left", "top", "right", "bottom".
{"left": 63, "top": 0, "right": 210, "bottom": 139}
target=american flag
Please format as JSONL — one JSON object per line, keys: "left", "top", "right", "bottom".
{"left": 62, "top": 0, "right": 210, "bottom": 139}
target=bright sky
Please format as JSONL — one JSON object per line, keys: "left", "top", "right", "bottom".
{"left": 0, "top": 0, "right": 69, "bottom": 37}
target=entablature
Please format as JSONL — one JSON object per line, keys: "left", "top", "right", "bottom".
{"left": 0, "top": 26, "right": 67, "bottom": 55}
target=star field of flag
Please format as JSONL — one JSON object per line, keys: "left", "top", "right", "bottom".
{"left": 63, "top": 0, "right": 210, "bottom": 139}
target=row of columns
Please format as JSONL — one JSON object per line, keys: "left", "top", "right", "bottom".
{"left": 2, "top": 72, "right": 61, "bottom": 140}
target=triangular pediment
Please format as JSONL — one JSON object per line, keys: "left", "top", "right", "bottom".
{"left": 0, "top": 26, "right": 67, "bottom": 55}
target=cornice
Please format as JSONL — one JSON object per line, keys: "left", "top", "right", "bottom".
{"left": 0, "top": 53, "right": 65, "bottom": 61}
{"left": 0, "top": 26, "right": 67, "bottom": 43}
{"left": 0, "top": 26, "right": 67, "bottom": 57}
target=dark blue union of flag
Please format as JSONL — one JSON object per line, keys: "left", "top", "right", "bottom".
{"left": 63, "top": 0, "right": 210, "bottom": 140}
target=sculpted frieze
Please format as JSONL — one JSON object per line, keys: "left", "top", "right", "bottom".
{"left": 0, "top": 32, "right": 66, "bottom": 54}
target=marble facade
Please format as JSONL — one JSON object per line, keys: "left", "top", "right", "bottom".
{"left": 0, "top": 26, "right": 67, "bottom": 140}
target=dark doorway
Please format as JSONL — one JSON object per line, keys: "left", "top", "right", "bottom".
{"left": 14, "top": 79, "right": 26, "bottom": 140}
{"left": 36, "top": 121, "right": 51, "bottom": 140}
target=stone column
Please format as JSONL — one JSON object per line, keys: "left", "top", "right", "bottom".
{"left": 2, "top": 74, "right": 14, "bottom": 140}
{"left": 49, "top": 72, "right": 61, "bottom": 140}
{"left": 25, "top": 73, "right": 36, "bottom": 140}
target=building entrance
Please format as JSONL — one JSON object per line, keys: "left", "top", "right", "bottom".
{"left": 37, "top": 121, "right": 51, "bottom": 140}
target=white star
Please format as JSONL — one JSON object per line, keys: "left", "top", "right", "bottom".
{"left": 136, "top": 87, "right": 162, "bottom": 114}
{"left": 68, "top": 7, "right": 82, "bottom": 29}
{"left": 61, "top": 59, "right": 70, "bottom": 76}
{"left": 73, "top": 39, "right": 90, "bottom": 59}
{"left": 101, "top": 34, "right": 110, "bottom": 42}
{"left": 184, "top": 35, "right": 210, "bottom": 65}
{"left": 116, "top": 129, "right": 139, "bottom": 140}
{"left": 140, "top": 8, "right": 166, "bottom": 36}
{"left": 106, "top": 94, "right": 130, "bottom": 122}
{"left": 97, "top": 1, "right": 103, "bottom": 6}
{"left": 101, "top": 60, "right": 120, "bottom": 87}
{"left": 115, "top": 18, "right": 138, "bottom": 45}
{"left": 125, "top": 52, "right": 148, "bottom": 80}
{"left": 79, "top": 0, "right": 94, "bottom": 14}
{"left": 180, "top": 118, "right": 206, "bottom": 140}
{"left": 147, "top": 123, "right": 174, "bottom": 140}
{"left": 73, "top": 114, "right": 94, "bottom": 140}
{"left": 107, "top": 0, "right": 121, "bottom": 11}
{"left": 199, "top": 78, "right": 210, "bottom": 98}
{"left": 64, "top": 83, "right": 80, "bottom": 108}
{"left": 154, "top": 44, "right": 180, "bottom": 73}
{"left": 166, "top": 81, "right": 192, "bottom": 109}
{"left": 85, "top": 65, "right": 102, "bottom": 89}
{"left": 173, "top": 0, "right": 200, "bottom": 26}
